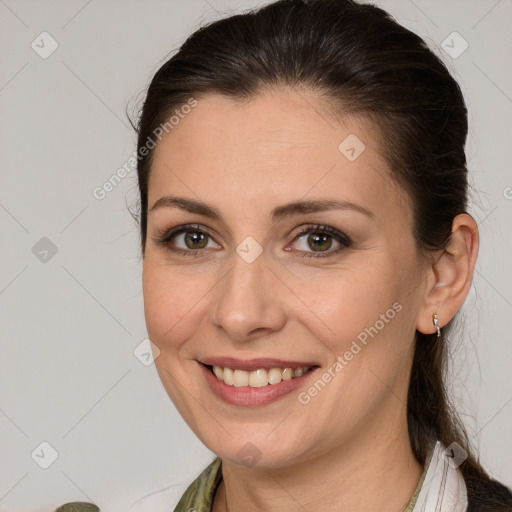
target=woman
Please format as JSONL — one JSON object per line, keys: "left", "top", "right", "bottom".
{"left": 138, "top": 0, "right": 512, "bottom": 510}
{"left": 57, "top": 0, "right": 512, "bottom": 510}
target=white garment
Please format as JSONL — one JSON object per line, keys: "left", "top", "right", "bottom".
{"left": 413, "top": 441, "right": 468, "bottom": 511}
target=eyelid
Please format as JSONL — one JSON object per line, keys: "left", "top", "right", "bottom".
{"left": 287, "top": 224, "right": 352, "bottom": 258}
{"left": 290, "top": 224, "right": 351, "bottom": 245}
{"left": 153, "top": 224, "right": 220, "bottom": 251}
{"left": 153, "top": 223, "right": 351, "bottom": 258}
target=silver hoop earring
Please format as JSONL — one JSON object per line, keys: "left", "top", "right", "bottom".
{"left": 433, "top": 314, "right": 441, "bottom": 338}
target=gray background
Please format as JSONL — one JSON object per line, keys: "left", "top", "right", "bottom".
{"left": 0, "top": 0, "right": 511, "bottom": 511}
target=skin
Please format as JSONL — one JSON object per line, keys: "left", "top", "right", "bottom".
{"left": 142, "top": 87, "right": 479, "bottom": 511}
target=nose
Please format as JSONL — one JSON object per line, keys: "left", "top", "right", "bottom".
{"left": 212, "top": 250, "right": 287, "bottom": 342}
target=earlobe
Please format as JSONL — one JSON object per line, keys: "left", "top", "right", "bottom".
{"left": 416, "top": 213, "right": 479, "bottom": 336}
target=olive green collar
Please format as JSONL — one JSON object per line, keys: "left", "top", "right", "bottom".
{"left": 173, "top": 455, "right": 428, "bottom": 512}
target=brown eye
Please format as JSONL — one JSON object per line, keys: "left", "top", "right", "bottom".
{"left": 294, "top": 231, "right": 339, "bottom": 253}
{"left": 305, "top": 232, "right": 333, "bottom": 252}
{"left": 156, "top": 224, "right": 221, "bottom": 255}
{"left": 182, "top": 231, "right": 209, "bottom": 249}
{"left": 290, "top": 225, "right": 351, "bottom": 259}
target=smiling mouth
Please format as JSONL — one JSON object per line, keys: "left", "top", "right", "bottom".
{"left": 208, "top": 364, "right": 315, "bottom": 388}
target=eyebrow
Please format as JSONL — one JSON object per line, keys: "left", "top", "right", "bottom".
{"left": 149, "top": 196, "right": 375, "bottom": 221}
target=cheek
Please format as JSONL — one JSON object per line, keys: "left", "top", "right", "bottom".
{"left": 306, "top": 267, "right": 400, "bottom": 339}
{"left": 142, "top": 259, "right": 211, "bottom": 418}
{"left": 142, "top": 259, "right": 210, "bottom": 349}
{"left": 307, "top": 255, "right": 419, "bottom": 380}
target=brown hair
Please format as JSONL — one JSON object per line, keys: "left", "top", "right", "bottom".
{"left": 133, "top": 0, "right": 512, "bottom": 508}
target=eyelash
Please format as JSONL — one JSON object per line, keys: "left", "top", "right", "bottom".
{"left": 154, "top": 223, "right": 352, "bottom": 259}
{"left": 290, "top": 224, "right": 352, "bottom": 258}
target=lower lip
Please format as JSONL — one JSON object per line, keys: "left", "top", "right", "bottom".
{"left": 200, "top": 363, "right": 317, "bottom": 407}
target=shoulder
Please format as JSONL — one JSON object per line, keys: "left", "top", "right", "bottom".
{"left": 173, "top": 457, "right": 223, "bottom": 512}
{"left": 466, "top": 477, "right": 512, "bottom": 511}
{"left": 55, "top": 504, "right": 99, "bottom": 512}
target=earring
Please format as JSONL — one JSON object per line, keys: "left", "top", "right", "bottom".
{"left": 433, "top": 314, "right": 441, "bottom": 338}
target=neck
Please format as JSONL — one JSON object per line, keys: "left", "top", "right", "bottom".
{"left": 213, "top": 409, "right": 423, "bottom": 512}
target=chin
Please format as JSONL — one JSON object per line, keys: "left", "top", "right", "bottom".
{"left": 201, "top": 429, "right": 312, "bottom": 469}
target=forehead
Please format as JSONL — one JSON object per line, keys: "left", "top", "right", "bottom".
{"left": 148, "top": 88, "right": 411, "bottom": 223}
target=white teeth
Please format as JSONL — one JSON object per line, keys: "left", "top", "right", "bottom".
{"left": 282, "top": 368, "right": 293, "bottom": 381}
{"left": 213, "top": 366, "right": 224, "bottom": 381}
{"left": 211, "top": 365, "right": 311, "bottom": 388}
{"left": 233, "top": 369, "right": 249, "bottom": 387}
{"left": 223, "top": 367, "right": 234, "bottom": 385}
{"left": 249, "top": 369, "right": 268, "bottom": 388}
{"left": 267, "top": 368, "right": 282, "bottom": 385}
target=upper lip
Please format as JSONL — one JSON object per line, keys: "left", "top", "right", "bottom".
{"left": 200, "top": 357, "right": 318, "bottom": 372}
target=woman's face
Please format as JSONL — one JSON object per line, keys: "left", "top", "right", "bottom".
{"left": 143, "top": 88, "right": 430, "bottom": 468}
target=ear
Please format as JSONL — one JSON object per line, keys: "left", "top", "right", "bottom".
{"left": 416, "top": 213, "right": 479, "bottom": 335}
